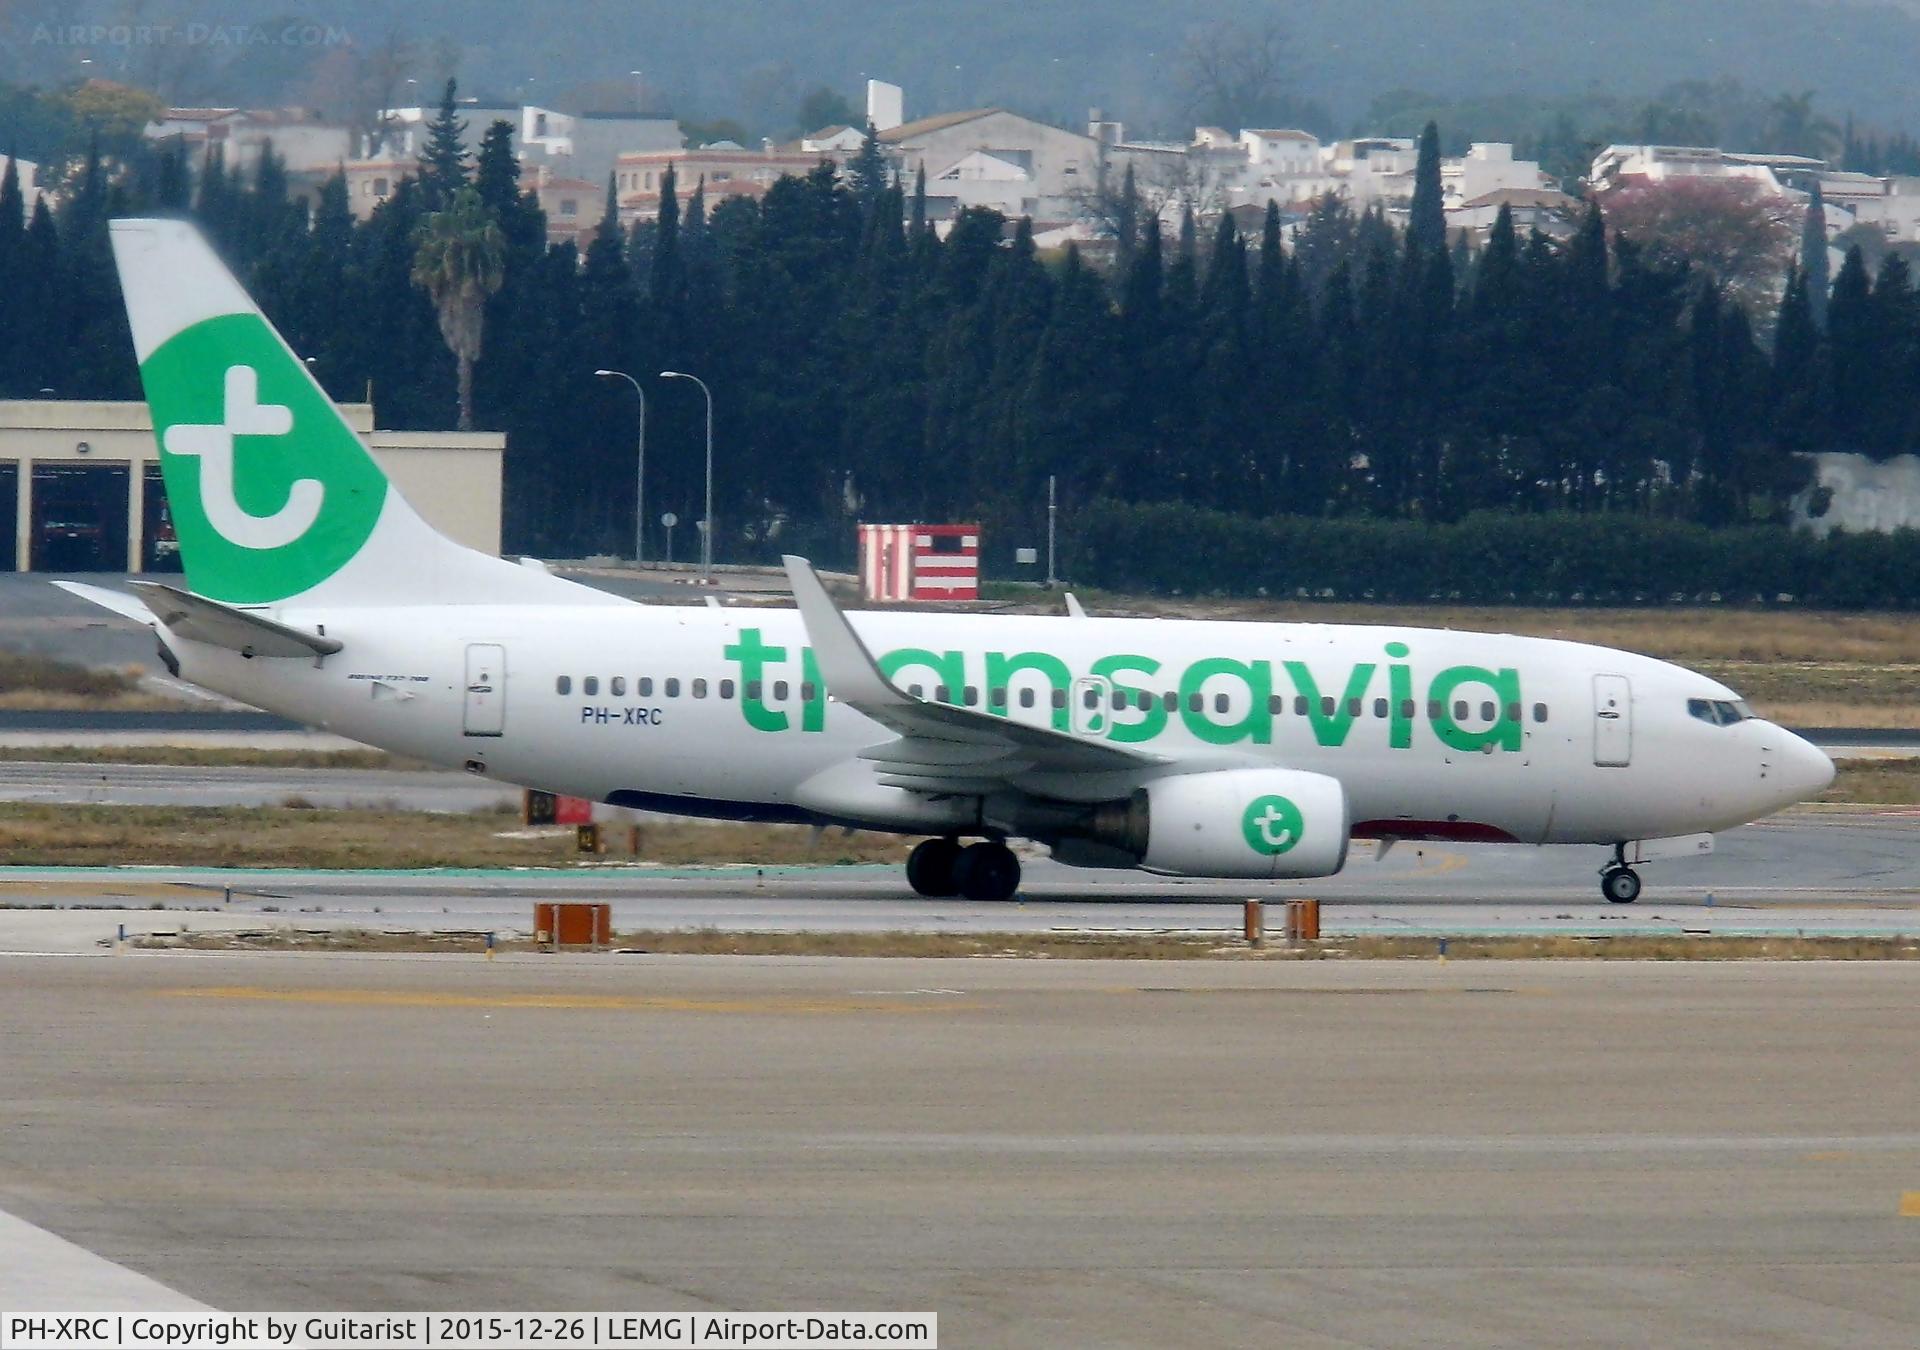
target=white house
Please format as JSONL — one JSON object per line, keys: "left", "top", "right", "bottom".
{"left": 146, "top": 107, "right": 353, "bottom": 176}
{"left": 3, "top": 157, "right": 38, "bottom": 219}
{"left": 881, "top": 107, "right": 1101, "bottom": 222}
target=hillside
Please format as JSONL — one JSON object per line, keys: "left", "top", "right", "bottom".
{"left": 8, "top": 0, "right": 1920, "bottom": 140}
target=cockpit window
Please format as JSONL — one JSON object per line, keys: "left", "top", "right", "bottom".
{"left": 1688, "top": 697, "right": 1754, "bottom": 727}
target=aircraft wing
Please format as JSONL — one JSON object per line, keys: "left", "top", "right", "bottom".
{"left": 783, "top": 555, "right": 1162, "bottom": 796}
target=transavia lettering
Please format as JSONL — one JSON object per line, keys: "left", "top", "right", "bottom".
{"left": 724, "top": 628, "right": 1526, "bottom": 751}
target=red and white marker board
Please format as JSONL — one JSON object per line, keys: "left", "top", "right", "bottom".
{"left": 857, "top": 523, "right": 980, "bottom": 601}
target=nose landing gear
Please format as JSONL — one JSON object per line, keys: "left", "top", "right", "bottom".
{"left": 1601, "top": 866, "right": 1642, "bottom": 903}
{"left": 1601, "top": 843, "right": 1641, "bottom": 903}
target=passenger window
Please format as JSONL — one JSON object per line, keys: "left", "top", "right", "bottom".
{"left": 556, "top": 675, "right": 572, "bottom": 695}
{"left": 720, "top": 679, "right": 735, "bottom": 699}
{"left": 1163, "top": 691, "right": 1178, "bottom": 711}
{"left": 583, "top": 676, "right": 599, "bottom": 696}
{"left": 1454, "top": 700, "right": 1468, "bottom": 720}
{"left": 1481, "top": 701, "right": 1495, "bottom": 722}
{"left": 1400, "top": 699, "right": 1416, "bottom": 719}
{"left": 1321, "top": 697, "right": 1336, "bottom": 716}
{"left": 963, "top": 685, "right": 979, "bottom": 706}
{"left": 1214, "top": 692, "right": 1230, "bottom": 714}
{"left": 990, "top": 687, "right": 1008, "bottom": 708}
{"left": 800, "top": 681, "right": 817, "bottom": 701}
{"left": 1052, "top": 689, "right": 1069, "bottom": 710}
{"left": 639, "top": 677, "right": 653, "bottom": 697}
{"left": 1505, "top": 703, "right": 1520, "bottom": 723}
{"left": 1373, "top": 697, "right": 1388, "bottom": 718}
{"left": 1111, "top": 689, "right": 1127, "bottom": 711}
{"left": 909, "top": 683, "right": 925, "bottom": 699}
{"left": 1136, "top": 690, "right": 1153, "bottom": 710}
{"left": 1428, "top": 700, "right": 1442, "bottom": 719}
{"left": 774, "top": 680, "right": 790, "bottom": 700}
{"left": 1269, "top": 694, "right": 1286, "bottom": 714}
{"left": 1295, "top": 696, "right": 1308, "bottom": 715}
{"left": 1019, "top": 688, "right": 1036, "bottom": 709}
{"left": 746, "top": 680, "right": 762, "bottom": 700}
{"left": 1085, "top": 688, "right": 1102, "bottom": 710}
{"left": 692, "top": 679, "right": 707, "bottom": 699}
{"left": 611, "top": 676, "right": 626, "bottom": 697}
{"left": 1533, "top": 702, "right": 1548, "bottom": 723}
{"left": 1188, "top": 693, "right": 1204, "bottom": 713}
{"left": 935, "top": 684, "right": 951, "bottom": 703}
{"left": 665, "top": 678, "right": 680, "bottom": 697}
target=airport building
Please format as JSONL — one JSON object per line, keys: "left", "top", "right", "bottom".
{"left": 0, "top": 400, "right": 504, "bottom": 573}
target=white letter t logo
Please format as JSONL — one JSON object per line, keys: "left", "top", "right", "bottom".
{"left": 164, "top": 364, "right": 323, "bottom": 550}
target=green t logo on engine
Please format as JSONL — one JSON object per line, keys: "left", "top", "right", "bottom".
{"left": 1241, "top": 794, "right": 1304, "bottom": 855}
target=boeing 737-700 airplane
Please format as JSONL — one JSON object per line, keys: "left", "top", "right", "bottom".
{"left": 60, "top": 218, "right": 1836, "bottom": 903}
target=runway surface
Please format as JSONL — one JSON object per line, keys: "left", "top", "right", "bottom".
{"left": 1, "top": 807, "right": 1917, "bottom": 950}
{"left": 1, "top": 952, "right": 1916, "bottom": 1345}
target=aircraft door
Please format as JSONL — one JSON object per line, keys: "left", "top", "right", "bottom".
{"left": 464, "top": 643, "right": 507, "bottom": 737}
{"left": 1592, "top": 674, "right": 1631, "bottom": 767}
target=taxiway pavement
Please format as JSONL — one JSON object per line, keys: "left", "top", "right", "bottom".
{"left": 0, "top": 953, "right": 1916, "bottom": 1345}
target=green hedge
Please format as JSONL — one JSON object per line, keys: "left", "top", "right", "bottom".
{"left": 1066, "top": 501, "right": 1920, "bottom": 608}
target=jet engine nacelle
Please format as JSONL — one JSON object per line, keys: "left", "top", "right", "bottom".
{"left": 1082, "top": 767, "right": 1351, "bottom": 879}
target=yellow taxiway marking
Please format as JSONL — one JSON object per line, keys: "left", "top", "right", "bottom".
{"left": 157, "top": 986, "right": 973, "bottom": 1015}
{"left": 1901, "top": 1192, "right": 1920, "bottom": 1218}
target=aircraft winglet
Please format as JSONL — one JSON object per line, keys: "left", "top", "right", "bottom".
{"left": 781, "top": 555, "right": 903, "bottom": 706}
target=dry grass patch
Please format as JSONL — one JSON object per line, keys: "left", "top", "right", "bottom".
{"left": 1824, "top": 758, "right": 1920, "bottom": 804}
{"left": 0, "top": 653, "right": 189, "bottom": 711}
{"left": 1047, "top": 596, "right": 1920, "bottom": 667}
{"left": 0, "top": 802, "right": 912, "bottom": 869}
{"left": 144, "top": 927, "right": 1920, "bottom": 961}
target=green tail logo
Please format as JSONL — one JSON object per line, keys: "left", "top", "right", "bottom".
{"left": 139, "top": 313, "right": 387, "bottom": 604}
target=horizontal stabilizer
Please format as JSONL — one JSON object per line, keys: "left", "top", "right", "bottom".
{"left": 126, "top": 582, "right": 343, "bottom": 659}
{"left": 50, "top": 580, "right": 159, "bottom": 627}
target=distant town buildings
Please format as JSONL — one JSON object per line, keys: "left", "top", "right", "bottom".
{"left": 145, "top": 106, "right": 353, "bottom": 177}
{"left": 1589, "top": 142, "right": 1920, "bottom": 261}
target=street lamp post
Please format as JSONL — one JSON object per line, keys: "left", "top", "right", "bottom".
{"left": 660, "top": 371, "right": 713, "bottom": 584}
{"left": 594, "top": 369, "right": 646, "bottom": 565}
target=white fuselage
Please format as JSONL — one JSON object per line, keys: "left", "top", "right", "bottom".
{"left": 167, "top": 601, "right": 1833, "bottom": 854}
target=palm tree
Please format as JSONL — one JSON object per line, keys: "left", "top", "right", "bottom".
{"left": 411, "top": 186, "right": 505, "bottom": 431}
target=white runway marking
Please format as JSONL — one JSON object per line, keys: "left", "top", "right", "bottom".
{"left": 0, "top": 1206, "right": 209, "bottom": 1311}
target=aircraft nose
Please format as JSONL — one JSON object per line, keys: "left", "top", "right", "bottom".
{"left": 1771, "top": 729, "right": 1835, "bottom": 804}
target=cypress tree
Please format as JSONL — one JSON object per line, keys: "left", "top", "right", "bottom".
{"left": 18, "top": 198, "right": 63, "bottom": 395}
{"left": 1113, "top": 162, "right": 1139, "bottom": 277}
{"left": 1409, "top": 120, "right": 1445, "bottom": 256}
{"left": 650, "top": 162, "right": 682, "bottom": 308}
{"left": 418, "top": 78, "right": 469, "bottom": 209}
{"left": 1800, "top": 179, "right": 1830, "bottom": 328}
{"left": 910, "top": 162, "right": 926, "bottom": 237}
{"left": 849, "top": 121, "right": 889, "bottom": 207}
{"left": 1827, "top": 246, "right": 1874, "bottom": 444}
{"left": 0, "top": 156, "right": 23, "bottom": 394}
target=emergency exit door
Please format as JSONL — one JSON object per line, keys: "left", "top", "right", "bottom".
{"left": 1593, "top": 673, "right": 1631, "bottom": 767}
{"left": 464, "top": 644, "right": 506, "bottom": 736}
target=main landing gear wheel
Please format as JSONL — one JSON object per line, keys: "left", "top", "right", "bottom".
{"left": 1602, "top": 866, "right": 1642, "bottom": 904}
{"left": 906, "top": 837, "right": 962, "bottom": 897}
{"left": 954, "top": 840, "right": 1022, "bottom": 903}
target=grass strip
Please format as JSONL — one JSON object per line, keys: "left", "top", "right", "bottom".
{"left": 137, "top": 928, "right": 1920, "bottom": 960}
